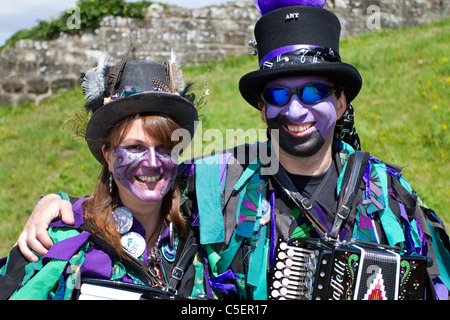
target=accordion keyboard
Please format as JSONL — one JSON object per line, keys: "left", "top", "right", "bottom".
{"left": 269, "top": 240, "right": 320, "bottom": 300}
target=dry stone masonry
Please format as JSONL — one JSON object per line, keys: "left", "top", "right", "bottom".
{"left": 0, "top": 0, "right": 448, "bottom": 106}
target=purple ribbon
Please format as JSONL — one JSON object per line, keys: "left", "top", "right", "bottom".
{"left": 178, "top": 161, "right": 195, "bottom": 178}
{"left": 269, "top": 190, "right": 276, "bottom": 268}
{"left": 363, "top": 161, "right": 371, "bottom": 200}
{"left": 369, "top": 155, "right": 403, "bottom": 178}
{"left": 43, "top": 231, "right": 90, "bottom": 264}
{"left": 260, "top": 44, "right": 319, "bottom": 67}
{"left": 209, "top": 269, "right": 240, "bottom": 295}
{"left": 259, "top": 44, "right": 341, "bottom": 68}
{"left": 197, "top": 247, "right": 214, "bottom": 298}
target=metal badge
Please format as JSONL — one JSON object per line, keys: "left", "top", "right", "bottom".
{"left": 112, "top": 206, "right": 133, "bottom": 235}
{"left": 161, "top": 242, "right": 176, "bottom": 263}
{"left": 121, "top": 231, "right": 146, "bottom": 259}
{"left": 260, "top": 197, "right": 271, "bottom": 225}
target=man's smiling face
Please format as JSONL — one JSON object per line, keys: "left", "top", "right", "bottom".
{"left": 262, "top": 76, "right": 341, "bottom": 157}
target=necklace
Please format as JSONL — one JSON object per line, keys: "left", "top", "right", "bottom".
{"left": 146, "top": 220, "right": 166, "bottom": 266}
{"left": 147, "top": 235, "right": 162, "bottom": 266}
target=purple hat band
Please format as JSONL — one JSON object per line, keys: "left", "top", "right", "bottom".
{"left": 259, "top": 44, "right": 342, "bottom": 69}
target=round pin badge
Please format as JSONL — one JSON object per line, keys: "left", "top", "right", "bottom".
{"left": 112, "top": 206, "right": 133, "bottom": 235}
{"left": 260, "top": 198, "right": 271, "bottom": 225}
{"left": 121, "top": 232, "right": 146, "bottom": 259}
{"left": 161, "top": 242, "right": 176, "bottom": 262}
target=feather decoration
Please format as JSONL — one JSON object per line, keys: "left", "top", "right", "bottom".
{"left": 254, "top": 0, "right": 326, "bottom": 15}
{"left": 104, "top": 46, "right": 134, "bottom": 98}
{"left": 81, "top": 55, "right": 109, "bottom": 108}
{"left": 166, "top": 50, "right": 185, "bottom": 93}
{"left": 194, "top": 79, "right": 209, "bottom": 111}
{"left": 153, "top": 78, "right": 170, "bottom": 93}
{"left": 63, "top": 107, "right": 92, "bottom": 138}
{"left": 178, "top": 82, "right": 193, "bottom": 97}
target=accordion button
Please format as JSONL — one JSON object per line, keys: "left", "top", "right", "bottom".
{"left": 271, "top": 290, "right": 280, "bottom": 298}
{"left": 273, "top": 280, "right": 282, "bottom": 289}
{"left": 285, "top": 259, "right": 293, "bottom": 267}
{"left": 278, "top": 252, "right": 287, "bottom": 260}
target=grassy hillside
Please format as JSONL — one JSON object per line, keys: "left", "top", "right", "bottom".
{"left": 0, "top": 19, "right": 448, "bottom": 256}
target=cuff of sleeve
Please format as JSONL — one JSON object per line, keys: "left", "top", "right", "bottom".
{"left": 56, "top": 191, "right": 70, "bottom": 201}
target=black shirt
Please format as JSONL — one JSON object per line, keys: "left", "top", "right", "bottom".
{"left": 271, "top": 161, "right": 341, "bottom": 240}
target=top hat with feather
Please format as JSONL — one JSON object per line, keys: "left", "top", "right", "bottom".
{"left": 70, "top": 48, "right": 201, "bottom": 163}
{"left": 239, "top": 0, "right": 363, "bottom": 109}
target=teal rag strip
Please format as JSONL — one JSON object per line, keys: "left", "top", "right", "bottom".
{"left": 56, "top": 191, "right": 70, "bottom": 201}
{"left": 233, "top": 161, "right": 262, "bottom": 192}
{"left": 247, "top": 225, "right": 268, "bottom": 299}
{"left": 426, "top": 221, "right": 450, "bottom": 290}
{"left": 372, "top": 162, "right": 405, "bottom": 246}
{"left": 195, "top": 154, "right": 225, "bottom": 244}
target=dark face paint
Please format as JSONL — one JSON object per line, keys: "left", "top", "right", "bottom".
{"left": 264, "top": 76, "right": 337, "bottom": 157}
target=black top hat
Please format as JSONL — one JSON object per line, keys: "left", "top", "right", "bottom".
{"left": 239, "top": 5, "right": 362, "bottom": 109}
{"left": 80, "top": 54, "right": 199, "bottom": 163}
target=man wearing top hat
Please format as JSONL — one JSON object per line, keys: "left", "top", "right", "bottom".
{"left": 16, "top": 0, "right": 450, "bottom": 300}
{"left": 179, "top": 0, "right": 450, "bottom": 300}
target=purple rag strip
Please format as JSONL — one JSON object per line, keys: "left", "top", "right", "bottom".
{"left": 209, "top": 269, "right": 240, "bottom": 295}
{"left": 269, "top": 190, "right": 276, "bottom": 267}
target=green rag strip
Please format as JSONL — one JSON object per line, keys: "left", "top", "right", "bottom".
{"left": 12, "top": 259, "right": 69, "bottom": 300}
{"left": 195, "top": 155, "right": 225, "bottom": 244}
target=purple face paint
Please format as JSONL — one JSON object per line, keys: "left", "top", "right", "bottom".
{"left": 264, "top": 76, "right": 337, "bottom": 157}
{"left": 113, "top": 145, "right": 178, "bottom": 203}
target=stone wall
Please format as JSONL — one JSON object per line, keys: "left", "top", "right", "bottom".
{"left": 0, "top": 0, "right": 448, "bottom": 106}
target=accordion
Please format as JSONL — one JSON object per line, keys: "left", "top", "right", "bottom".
{"left": 76, "top": 278, "right": 183, "bottom": 300}
{"left": 269, "top": 238, "right": 431, "bottom": 300}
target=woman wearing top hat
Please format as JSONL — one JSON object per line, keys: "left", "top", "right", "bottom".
{"left": 0, "top": 50, "right": 210, "bottom": 299}
{"left": 11, "top": 0, "right": 450, "bottom": 300}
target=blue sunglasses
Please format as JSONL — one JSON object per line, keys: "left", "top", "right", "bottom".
{"left": 261, "top": 83, "right": 336, "bottom": 107}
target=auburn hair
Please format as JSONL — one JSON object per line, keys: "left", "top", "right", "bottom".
{"left": 82, "top": 113, "right": 186, "bottom": 261}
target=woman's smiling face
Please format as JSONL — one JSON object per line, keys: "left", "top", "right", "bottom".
{"left": 104, "top": 117, "right": 178, "bottom": 204}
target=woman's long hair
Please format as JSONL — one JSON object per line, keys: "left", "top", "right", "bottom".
{"left": 82, "top": 113, "right": 186, "bottom": 262}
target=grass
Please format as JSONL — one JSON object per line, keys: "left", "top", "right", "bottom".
{"left": 0, "top": 19, "right": 448, "bottom": 257}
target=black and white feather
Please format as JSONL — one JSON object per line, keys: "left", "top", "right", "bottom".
{"left": 81, "top": 55, "right": 109, "bottom": 113}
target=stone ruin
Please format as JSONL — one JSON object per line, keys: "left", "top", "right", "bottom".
{"left": 0, "top": 0, "right": 448, "bottom": 106}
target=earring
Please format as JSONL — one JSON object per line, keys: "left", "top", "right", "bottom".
{"left": 109, "top": 173, "right": 113, "bottom": 193}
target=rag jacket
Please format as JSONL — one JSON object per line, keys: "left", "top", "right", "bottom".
{"left": 179, "top": 140, "right": 450, "bottom": 300}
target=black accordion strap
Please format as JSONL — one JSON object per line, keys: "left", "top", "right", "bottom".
{"left": 167, "top": 228, "right": 198, "bottom": 292}
{"left": 268, "top": 165, "right": 329, "bottom": 237}
{"left": 330, "top": 151, "right": 370, "bottom": 239}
